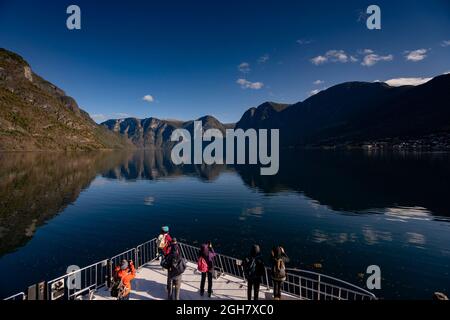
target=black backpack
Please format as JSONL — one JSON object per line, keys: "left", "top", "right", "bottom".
{"left": 160, "top": 256, "right": 170, "bottom": 269}
{"left": 172, "top": 255, "right": 187, "bottom": 276}
{"left": 243, "top": 257, "right": 257, "bottom": 279}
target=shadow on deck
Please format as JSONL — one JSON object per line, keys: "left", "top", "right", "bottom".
{"left": 93, "top": 260, "right": 288, "bottom": 300}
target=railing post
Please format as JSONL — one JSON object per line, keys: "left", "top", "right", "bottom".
{"left": 179, "top": 243, "right": 186, "bottom": 261}
{"left": 317, "top": 275, "right": 321, "bottom": 300}
{"left": 217, "top": 254, "right": 225, "bottom": 277}
{"left": 106, "top": 260, "right": 112, "bottom": 288}
{"left": 135, "top": 247, "right": 139, "bottom": 268}
{"left": 264, "top": 267, "right": 270, "bottom": 292}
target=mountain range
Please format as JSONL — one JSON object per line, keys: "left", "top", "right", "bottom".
{"left": 1, "top": 48, "right": 449, "bottom": 151}
{"left": 236, "top": 76, "right": 450, "bottom": 147}
{"left": 101, "top": 115, "right": 234, "bottom": 149}
{"left": 103, "top": 74, "right": 450, "bottom": 149}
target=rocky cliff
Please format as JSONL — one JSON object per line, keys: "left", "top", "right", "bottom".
{"left": 0, "top": 48, "right": 133, "bottom": 151}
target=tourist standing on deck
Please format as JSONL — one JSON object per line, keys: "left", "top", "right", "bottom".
{"left": 242, "top": 244, "right": 265, "bottom": 300}
{"left": 198, "top": 241, "right": 216, "bottom": 297}
{"left": 166, "top": 238, "right": 186, "bottom": 300}
{"left": 112, "top": 259, "right": 136, "bottom": 300}
{"left": 157, "top": 226, "right": 172, "bottom": 258}
{"left": 271, "top": 246, "right": 289, "bottom": 300}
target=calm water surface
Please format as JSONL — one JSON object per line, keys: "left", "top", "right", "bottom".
{"left": 0, "top": 149, "right": 449, "bottom": 299}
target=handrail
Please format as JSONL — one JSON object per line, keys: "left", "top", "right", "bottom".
{"left": 177, "top": 242, "right": 376, "bottom": 300}
{"left": 285, "top": 268, "right": 376, "bottom": 298}
{"left": 4, "top": 237, "right": 376, "bottom": 301}
{"left": 4, "top": 292, "right": 25, "bottom": 301}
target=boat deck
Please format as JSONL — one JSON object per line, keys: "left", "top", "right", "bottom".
{"left": 93, "top": 260, "right": 285, "bottom": 300}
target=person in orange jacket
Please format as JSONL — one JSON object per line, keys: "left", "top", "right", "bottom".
{"left": 114, "top": 259, "right": 136, "bottom": 300}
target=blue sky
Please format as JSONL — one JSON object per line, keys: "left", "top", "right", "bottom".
{"left": 0, "top": 0, "right": 449, "bottom": 123}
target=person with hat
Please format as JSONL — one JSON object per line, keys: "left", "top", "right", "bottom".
{"left": 113, "top": 259, "right": 136, "bottom": 300}
{"left": 165, "top": 238, "right": 186, "bottom": 300}
{"left": 157, "top": 225, "right": 172, "bottom": 258}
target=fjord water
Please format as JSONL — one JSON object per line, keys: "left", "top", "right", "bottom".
{"left": 0, "top": 150, "right": 449, "bottom": 299}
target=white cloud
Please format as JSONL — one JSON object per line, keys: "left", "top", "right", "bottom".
{"left": 143, "top": 95, "right": 154, "bottom": 103}
{"left": 405, "top": 49, "right": 428, "bottom": 62}
{"left": 350, "top": 56, "right": 358, "bottom": 63}
{"left": 296, "top": 39, "right": 312, "bottom": 45}
{"left": 313, "top": 80, "right": 324, "bottom": 85}
{"left": 362, "top": 53, "right": 393, "bottom": 67}
{"left": 362, "top": 49, "right": 374, "bottom": 54}
{"left": 326, "top": 50, "right": 349, "bottom": 63}
{"left": 311, "top": 50, "right": 349, "bottom": 65}
{"left": 236, "top": 78, "right": 264, "bottom": 90}
{"left": 384, "top": 77, "right": 432, "bottom": 87}
{"left": 311, "top": 55, "right": 327, "bottom": 65}
{"left": 113, "top": 112, "right": 131, "bottom": 118}
{"left": 238, "top": 62, "right": 250, "bottom": 73}
{"left": 91, "top": 114, "right": 108, "bottom": 122}
{"left": 258, "top": 54, "right": 270, "bottom": 64}
{"left": 441, "top": 40, "right": 450, "bottom": 47}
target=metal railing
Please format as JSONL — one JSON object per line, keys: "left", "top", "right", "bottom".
{"left": 4, "top": 292, "right": 26, "bottom": 301}
{"left": 136, "top": 238, "right": 159, "bottom": 268}
{"left": 4, "top": 238, "right": 376, "bottom": 301}
{"left": 46, "top": 259, "right": 109, "bottom": 300}
{"left": 283, "top": 268, "right": 375, "bottom": 300}
{"left": 178, "top": 242, "right": 246, "bottom": 280}
{"left": 177, "top": 242, "right": 375, "bottom": 300}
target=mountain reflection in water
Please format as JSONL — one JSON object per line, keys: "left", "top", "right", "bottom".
{"left": 0, "top": 149, "right": 449, "bottom": 299}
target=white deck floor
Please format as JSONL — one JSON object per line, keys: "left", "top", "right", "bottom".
{"left": 93, "top": 260, "right": 287, "bottom": 300}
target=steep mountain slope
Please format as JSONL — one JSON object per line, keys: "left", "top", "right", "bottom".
{"left": 236, "top": 102, "right": 291, "bottom": 130}
{"left": 236, "top": 74, "right": 450, "bottom": 147}
{"left": 0, "top": 48, "right": 132, "bottom": 151}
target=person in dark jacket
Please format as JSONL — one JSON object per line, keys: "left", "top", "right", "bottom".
{"left": 165, "top": 238, "right": 186, "bottom": 300}
{"left": 271, "top": 246, "right": 289, "bottom": 300}
{"left": 242, "top": 244, "right": 265, "bottom": 300}
{"left": 198, "top": 241, "right": 216, "bottom": 297}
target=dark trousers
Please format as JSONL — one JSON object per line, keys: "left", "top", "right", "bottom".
{"left": 247, "top": 279, "right": 261, "bottom": 300}
{"left": 118, "top": 293, "right": 130, "bottom": 301}
{"left": 273, "top": 280, "right": 283, "bottom": 299}
{"left": 167, "top": 275, "right": 182, "bottom": 300}
{"left": 200, "top": 272, "right": 213, "bottom": 294}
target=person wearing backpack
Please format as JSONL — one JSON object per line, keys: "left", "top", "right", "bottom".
{"left": 271, "top": 246, "right": 289, "bottom": 300}
{"left": 111, "top": 259, "right": 136, "bottom": 300}
{"left": 165, "top": 238, "right": 186, "bottom": 300}
{"left": 242, "top": 244, "right": 265, "bottom": 300}
{"left": 157, "top": 226, "right": 172, "bottom": 259}
{"left": 198, "top": 241, "right": 216, "bottom": 297}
